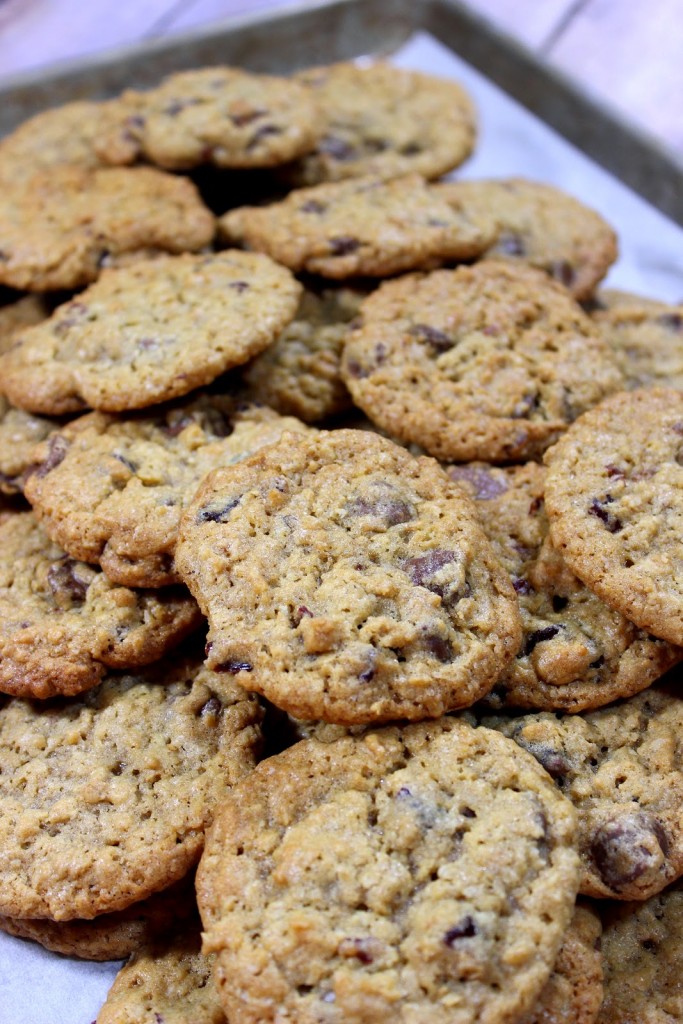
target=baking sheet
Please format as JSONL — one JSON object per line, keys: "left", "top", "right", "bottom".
{"left": 1, "top": 27, "right": 682, "bottom": 1024}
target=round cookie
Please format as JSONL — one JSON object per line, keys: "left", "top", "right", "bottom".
{"left": 480, "top": 683, "right": 683, "bottom": 900}
{"left": 1, "top": 252, "right": 301, "bottom": 414}
{"left": 0, "top": 100, "right": 106, "bottom": 182}
{"left": 0, "top": 650, "right": 262, "bottom": 920}
{"left": 591, "top": 300, "right": 683, "bottom": 389}
{"left": 24, "top": 397, "right": 310, "bottom": 588}
{"left": 218, "top": 174, "right": 494, "bottom": 279}
{"left": 521, "top": 902, "right": 603, "bottom": 1024}
{"left": 0, "top": 165, "right": 214, "bottom": 293}
{"left": 0, "top": 510, "right": 201, "bottom": 698}
{"left": 0, "top": 874, "right": 197, "bottom": 962}
{"left": 0, "top": 396, "right": 60, "bottom": 495}
{"left": 241, "top": 284, "right": 365, "bottom": 422}
{"left": 448, "top": 461, "right": 681, "bottom": 713}
{"left": 197, "top": 718, "right": 580, "bottom": 1024}
{"left": 544, "top": 388, "right": 683, "bottom": 646}
{"left": 95, "top": 66, "right": 322, "bottom": 171}
{"left": 177, "top": 429, "right": 522, "bottom": 724}
{"left": 436, "top": 178, "right": 618, "bottom": 301}
{"left": 97, "top": 924, "right": 224, "bottom": 1024}
{"left": 598, "top": 878, "right": 683, "bottom": 1023}
{"left": 342, "top": 261, "right": 623, "bottom": 463}
{"left": 286, "top": 62, "right": 476, "bottom": 184}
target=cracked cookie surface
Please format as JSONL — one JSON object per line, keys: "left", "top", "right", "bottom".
{"left": 24, "top": 396, "right": 309, "bottom": 588}
{"left": 480, "top": 683, "right": 683, "bottom": 900}
{"left": 198, "top": 717, "right": 579, "bottom": 1024}
{"left": 342, "top": 261, "right": 622, "bottom": 462}
{"left": 544, "top": 388, "right": 683, "bottom": 646}
{"left": 0, "top": 166, "right": 214, "bottom": 292}
{"left": 449, "top": 461, "right": 681, "bottom": 712}
{"left": 286, "top": 62, "right": 476, "bottom": 185}
{"left": 177, "top": 429, "right": 521, "bottom": 724}
{"left": 96, "top": 66, "right": 322, "bottom": 170}
{"left": 1, "top": 252, "right": 301, "bottom": 414}
{"left": 0, "top": 650, "right": 262, "bottom": 920}
{"left": 0, "top": 510, "right": 201, "bottom": 698}
{"left": 219, "top": 174, "right": 493, "bottom": 278}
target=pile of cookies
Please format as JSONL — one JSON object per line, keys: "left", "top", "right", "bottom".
{"left": 0, "top": 57, "right": 681, "bottom": 1024}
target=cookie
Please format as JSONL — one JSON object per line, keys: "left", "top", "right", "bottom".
{"left": 219, "top": 174, "right": 493, "bottom": 278}
{"left": 436, "top": 178, "right": 618, "bottom": 300}
{"left": 448, "top": 461, "right": 681, "bottom": 713}
{"left": 0, "top": 510, "right": 201, "bottom": 698}
{"left": 286, "top": 62, "right": 476, "bottom": 184}
{"left": 0, "top": 101, "right": 105, "bottom": 181}
{"left": 0, "top": 165, "right": 214, "bottom": 292}
{"left": 197, "top": 718, "right": 580, "bottom": 1024}
{"left": 24, "top": 397, "right": 310, "bottom": 588}
{"left": 591, "top": 300, "right": 683, "bottom": 389}
{"left": 544, "top": 388, "right": 683, "bottom": 646}
{"left": 0, "top": 874, "right": 197, "bottom": 961}
{"left": 97, "top": 923, "right": 225, "bottom": 1024}
{"left": 177, "top": 429, "right": 522, "bottom": 724}
{"left": 0, "top": 649, "right": 262, "bottom": 920}
{"left": 0, "top": 396, "right": 60, "bottom": 495}
{"left": 1, "top": 252, "right": 301, "bottom": 414}
{"left": 342, "top": 260, "right": 623, "bottom": 463}
{"left": 95, "top": 66, "right": 322, "bottom": 170}
{"left": 479, "top": 683, "right": 683, "bottom": 900}
{"left": 521, "top": 902, "right": 603, "bottom": 1024}
{"left": 598, "top": 878, "right": 683, "bottom": 1023}
{"left": 0, "top": 293, "right": 51, "bottom": 353}
{"left": 241, "top": 284, "right": 366, "bottom": 422}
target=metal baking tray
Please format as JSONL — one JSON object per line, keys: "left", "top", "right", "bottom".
{"left": 1, "top": 0, "right": 681, "bottom": 225}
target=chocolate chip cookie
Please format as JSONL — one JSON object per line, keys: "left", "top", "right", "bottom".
{"left": 177, "top": 429, "right": 522, "bottom": 724}
{"left": 480, "top": 683, "right": 683, "bottom": 900}
{"left": 598, "top": 878, "right": 683, "bottom": 1023}
{"left": 0, "top": 649, "right": 262, "bottom": 920}
{"left": 0, "top": 165, "right": 214, "bottom": 292}
{"left": 342, "top": 260, "right": 623, "bottom": 462}
{"left": 449, "top": 461, "right": 681, "bottom": 712}
{"left": 286, "top": 62, "right": 476, "bottom": 184}
{"left": 436, "top": 178, "right": 618, "bottom": 301}
{"left": 1, "top": 252, "right": 301, "bottom": 414}
{"left": 0, "top": 101, "right": 106, "bottom": 182}
{"left": 95, "top": 66, "right": 322, "bottom": 170}
{"left": 0, "top": 874, "right": 197, "bottom": 961}
{"left": 592, "top": 300, "right": 683, "bottom": 389}
{"left": 24, "top": 397, "right": 310, "bottom": 588}
{"left": 544, "top": 388, "right": 683, "bottom": 646}
{"left": 0, "top": 396, "right": 60, "bottom": 495}
{"left": 197, "top": 718, "right": 579, "bottom": 1024}
{"left": 0, "top": 510, "right": 201, "bottom": 698}
{"left": 219, "top": 174, "right": 493, "bottom": 278}
{"left": 241, "top": 284, "right": 366, "bottom": 422}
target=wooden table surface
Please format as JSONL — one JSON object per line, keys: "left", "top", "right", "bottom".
{"left": 0, "top": 0, "right": 680, "bottom": 160}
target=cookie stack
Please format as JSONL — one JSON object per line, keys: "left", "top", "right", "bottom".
{"left": 0, "top": 58, "right": 681, "bottom": 1024}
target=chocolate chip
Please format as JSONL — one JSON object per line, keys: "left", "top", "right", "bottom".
{"left": 513, "top": 577, "right": 533, "bottom": 595}
{"left": 34, "top": 435, "right": 70, "bottom": 477}
{"left": 400, "top": 142, "right": 421, "bottom": 156}
{"left": 443, "top": 916, "right": 477, "bottom": 946}
{"left": 657, "top": 312, "right": 683, "bottom": 332}
{"left": 522, "top": 625, "right": 561, "bottom": 657}
{"left": 329, "top": 236, "right": 360, "bottom": 256}
{"left": 230, "top": 108, "right": 267, "bottom": 127}
{"left": 512, "top": 392, "right": 540, "bottom": 418}
{"left": 409, "top": 323, "right": 453, "bottom": 353}
{"left": 47, "top": 557, "right": 89, "bottom": 604}
{"left": 528, "top": 496, "right": 543, "bottom": 515}
{"left": 497, "top": 232, "right": 526, "bottom": 256}
{"left": 319, "top": 136, "right": 356, "bottom": 161}
{"left": 605, "top": 463, "right": 625, "bottom": 479}
{"left": 550, "top": 260, "right": 576, "bottom": 288}
{"left": 199, "top": 696, "right": 222, "bottom": 717}
{"left": 338, "top": 937, "right": 374, "bottom": 963}
{"left": 196, "top": 496, "right": 241, "bottom": 523}
{"left": 590, "top": 813, "right": 670, "bottom": 893}
{"left": 422, "top": 633, "right": 453, "bottom": 662}
{"left": 345, "top": 488, "right": 415, "bottom": 527}
{"left": 300, "top": 200, "right": 327, "bottom": 214}
{"left": 345, "top": 359, "right": 368, "bottom": 379}
{"left": 161, "top": 413, "right": 194, "bottom": 438}
{"left": 215, "top": 660, "right": 253, "bottom": 674}
{"left": 521, "top": 742, "right": 570, "bottom": 780}
{"left": 113, "top": 452, "right": 137, "bottom": 473}
{"left": 163, "top": 100, "right": 186, "bottom": 117}
{"left": 448, "top": 465, "right": 509, "bottom": 500}
{"left": 402, "top": 550, "right": 458, "bottom": 597}
{"left": 358, "top": 650, "right": 376, "bottom": 683}
{"left": 589, "top": 496, "right": 623, "bottom": 533}
{"left": 228, "top": 280, "right": 250, "bottom": 292}
{"left": 138, "top": 337, "right": 159, "bottom": 350}
{"left": 246, "top": 124, "right": 282, "bottom": 149}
